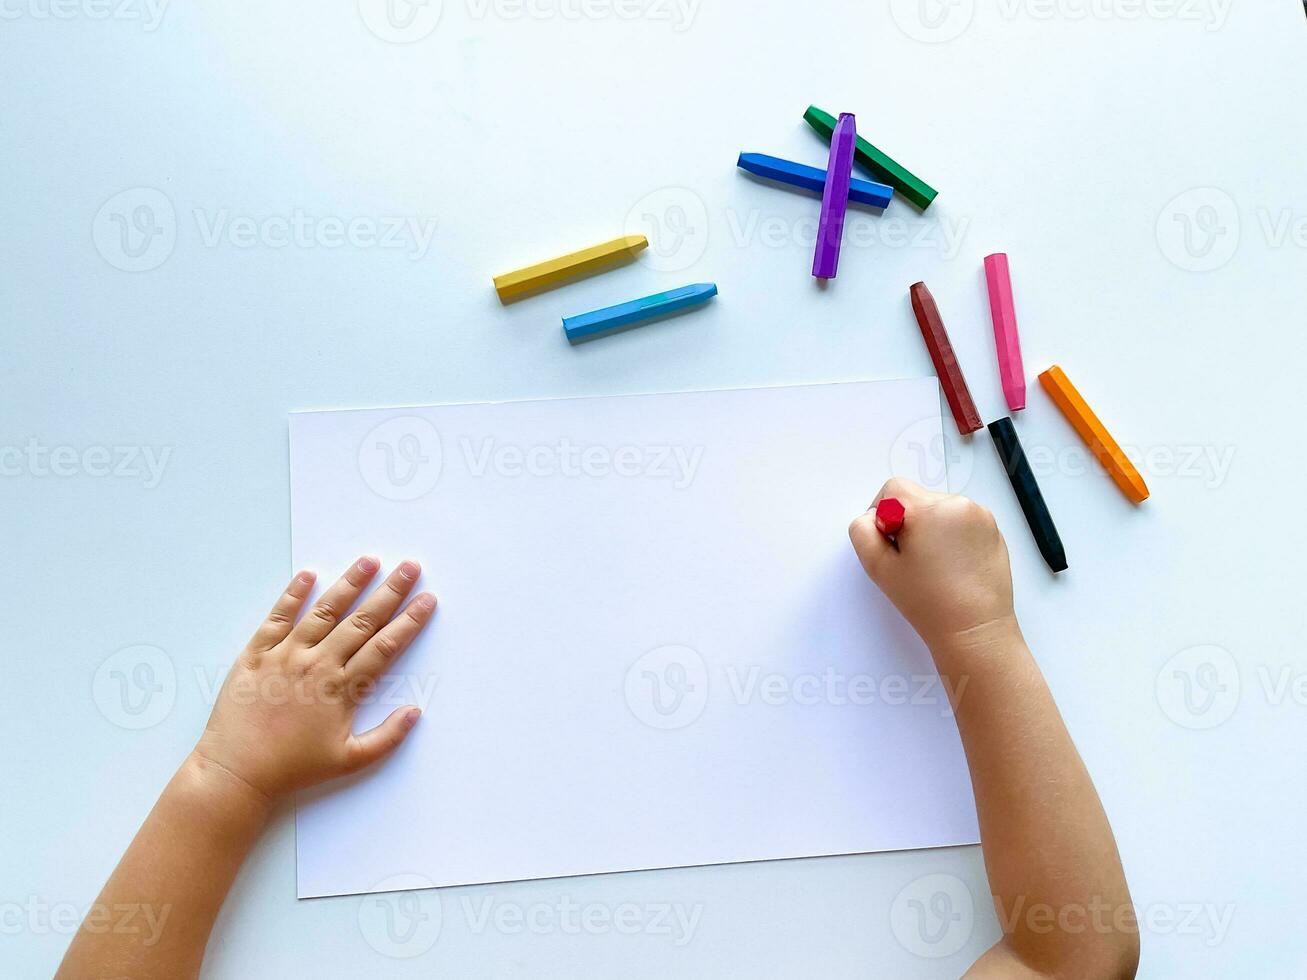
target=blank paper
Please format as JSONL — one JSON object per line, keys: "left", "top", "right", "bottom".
{"left": 290, "top": 379, "right": 979, "bottom": 898}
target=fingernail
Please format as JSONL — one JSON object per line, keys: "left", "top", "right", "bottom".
{"left": 357, "top": 556, "right": 380, "bottom": 574}
{"left": 296, "top": 570, "right": 315, "bottom": 584}
{"left": 399, "top": 560, "right": 420, "bottom": 579}
{"left": 413, "top": 593, "right": 436, "bottom": 612}
{"left": 404, "top": 708, "right": 422, "bottom": 728}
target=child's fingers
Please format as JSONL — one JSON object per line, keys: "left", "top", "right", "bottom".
{"left": 343, "top": 705, "right": 422, "bottom": 773}
{"left": 344, "top": 593, "right": 437, "bottom": 682}
{"left": 870, "top": 476, "right": 942, "bottom": 510}
{"left": 853, "top": 479, "right": 924, "bottom": 576}
{"left": 869, "top": 478, "right": 955, "bottom": 549}
{"left": 849, "top": 511, "right": 896, "bottom": 578}
{"left": 319, "top": 561, "right": 421, "bottom": 664}
{"left": 248, "top": 571, "right": 316, "bottom": 652}
{"left": 291, "top": 556, "right": 380, "bottom": 645}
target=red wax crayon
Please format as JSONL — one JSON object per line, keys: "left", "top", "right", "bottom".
{"left": 875, "top": 497, "right": 906, "bottom": 538}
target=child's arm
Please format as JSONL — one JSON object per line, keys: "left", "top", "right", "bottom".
{"left": 56, "top": 557, "right": 436, "bottom": 980}
{"left": 849, "top": 479, "right": 1139, "bottom": 980}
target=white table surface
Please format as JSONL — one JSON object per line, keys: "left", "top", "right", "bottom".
{"left": 3, "top": 2, "right": 1306, "bottom": 977}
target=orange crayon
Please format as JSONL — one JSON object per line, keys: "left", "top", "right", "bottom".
{"left": 1038, "top": 365, "right": 1149, "bottom": 504}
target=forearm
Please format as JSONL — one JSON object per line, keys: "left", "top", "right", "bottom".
{"left": 934, "top": 622, "right": 1138, "bottom": 979}
{"left": 56, "top": 753, "right": 271, "bottom": 980}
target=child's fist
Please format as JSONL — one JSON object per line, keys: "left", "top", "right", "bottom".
{"left": 849, "top": 479, "right": 1018, "bottom": 655}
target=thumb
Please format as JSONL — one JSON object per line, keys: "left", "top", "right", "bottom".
{"left": 345, "top": 706, "right": 422, "bottom": 773}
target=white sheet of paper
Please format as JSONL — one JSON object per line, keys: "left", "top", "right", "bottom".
{"left": 290, "top": 379, "right": 979, "bottom": 898}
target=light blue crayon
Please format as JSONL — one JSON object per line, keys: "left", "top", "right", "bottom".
{"left": 737, "top": 153, "right": 893, "bottom": 209}
{"left": 563, "top": 283, "right": 718, "bottom": 344}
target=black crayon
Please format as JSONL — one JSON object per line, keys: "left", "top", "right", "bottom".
{"left": 988, "top": 417, "right": 1068, "bottom": 573}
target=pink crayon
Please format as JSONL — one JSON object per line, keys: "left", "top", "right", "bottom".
{"left": 812, "top": 112, "right": 856, "bottom": 279}
{"left": 984, "top": 252, "right": 1026, "bottom": 411}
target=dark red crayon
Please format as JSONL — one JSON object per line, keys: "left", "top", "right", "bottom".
{"left": 909, "top": 282, "right": 984, "bottom": 435}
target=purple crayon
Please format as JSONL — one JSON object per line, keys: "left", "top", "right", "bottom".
{"left": 813, "top": 112, "right": 856, "bottom": 279}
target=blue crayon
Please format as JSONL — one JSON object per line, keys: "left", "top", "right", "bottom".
{"left": 737, "top": 153, "right": 893, "bottom": 209}
{"left": 563, "top": 283, "right": 718, "bottom": 344}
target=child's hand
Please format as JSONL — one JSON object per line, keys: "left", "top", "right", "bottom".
{"left": 190, "top": 557, "right": 437, "bottom": 803}
{"left": 849, "top": 478, "right": 1018, "bottom": 654}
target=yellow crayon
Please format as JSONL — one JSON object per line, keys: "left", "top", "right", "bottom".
{"left": 493, "top": 235, "right": 648, "bottom": 302}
